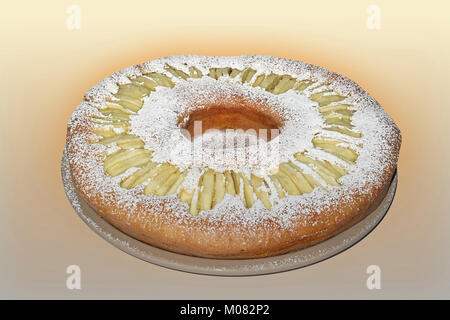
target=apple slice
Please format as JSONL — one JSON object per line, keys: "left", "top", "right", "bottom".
{"left": 117, "top": 83, "right": 151, "bottom": 98}
{"left": 323, "top": 126, "right": 362, "bottom": 138}
{"left": 98, "top": 134, "right": 139, "bottom": 146}
{"left": 272, "top": 75, "right": 296, "bottom": 94}
{"left": 112, "top": 94, "right": 144, "bottom": 107}
{"left": 324, "top": 113, "right": 353, "bottom": 128}
{"left": 303, "top": 173, "right": 324, "bottom": 190}
{"left": 91, "top": 118, "right": 129, "bottom": 128}
{"left": 104, "top": 149, "right": 149, "bottom": 169}
{"left": 231, "top": 171, "right": 241, "bottom": 195}
{"left": 107, "top": 99, "right": 141, "bottom": 113}
{"left": 165, "top": 64, "right": 189, "bottom": 80}
{"left": 230, "top": 68, "right": 241, "bottom": 78}
{"left": 101, "top": 104, "right": 136, "bottom": 115}
{"left": 154, "top": 170, "right": 182, "bottom": 196}
{"left": 279, "top": 163, "right": 312, "bottom": 194}
{"left": 252, "top": 74, "right": 265, "bottom": 87}
{"left": 249, "top": 174, "right": 272, "bottom": 210}
{"left": 105, "top": 154, "right": 150, "bottom": 177}
{"left": 283, "top": 162, "right": 314, "bottom": 193}
{"left": 144, "top": 72, "right": 175, "bottom": 88}
{"left": 319, "top": 103, "right": 353, "bottom": 113}
{"left": 212, "top": 172, "right": 226, "bottom": 207}
{"left": 93, "top": 127, "right": 117, "bottom": 138}
{"left": 166, "top": 171, "right": 187, "bottom": 195}
{"left": 258, "top": 74, "right": 281, "bottom": 91}
{"left": 104, "top": 149, "right": 152, "bottom": 176}
{"left": 98, "top": 111, "right": 130, "bottom": 121}
{"left": 216, "top": 67, "right": 231, "bottom": 78}
{"left": 144, "top": 165, "right": 178, "bottom": 195}
{"left": 269, "top": 175, "right": 286, "bottom": 198}
{"left": 241, "top": 68, "right": 256, "bottom": 83}
{"left": 92, "top": 121, "right": 129, "bottom": 131}
{"left": 208, "top": 68, "right": 218, "bottom": 80}
{"left": 224, "top": 171, "right": 236, "bottom": 195}
{"left": 239, "top": 173, "right": 255, "bottom": 208}
{"left": 322, "top": 160, "right": 347, "bottom": 178}
{"left": 308, "top": 82, "right": 329, "bottom": 91}
{"left": 293, "top": 153, "right": 340, "bottom": 186}
{"left": 189, "top": 66, "right": 203, "bottom": 78}
{"left": 116, "top": 137, "right": 145, "bottom": 149}
{"left": 312, "top": 138, "right": 358, "bottom": 163}
{"left": 96, "top": 133, "right": 143, "bottom": 149}
{"left": 120, "top": 162, "right": 158, "bottom": 189}
{"left": 190, "top": 191, "right": 199, "bottom": 216}
{"left": 179, "top": 188, "right": 194, "bottom": 204}
{"left": 310, "top": 90, "right": 346, "bottom": 107}
{"left": 198, "top": 170, "right": 215, "bottom": 211}
{"left": 131, "top": 76, "right": 158, "bottom": 91}
{"left": 272, "top": 169, "right": 301, "bottom": 195}
{"left": 294, "top": 79, "right": 315, "bottom": 92}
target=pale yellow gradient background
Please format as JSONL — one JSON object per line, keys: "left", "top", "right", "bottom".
{"left": 1, "top": 0, "right": 449, "bottom": 299}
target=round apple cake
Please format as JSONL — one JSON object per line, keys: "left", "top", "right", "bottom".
{"left": 66, "top": 55, "right": 401, "bottom": 259}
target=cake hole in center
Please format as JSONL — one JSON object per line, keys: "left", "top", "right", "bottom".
{"left": 179, "top": 99, "right": 283, "bottom": 142}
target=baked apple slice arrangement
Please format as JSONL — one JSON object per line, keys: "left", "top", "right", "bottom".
{"left": 88, "top": 64, "right": 361, "bottom": 215}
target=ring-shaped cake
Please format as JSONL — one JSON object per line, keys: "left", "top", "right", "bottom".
{"left": 66, "top": 55, "right": 401, "bottom": 259}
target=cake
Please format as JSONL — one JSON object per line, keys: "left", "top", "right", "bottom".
{"left": 65, "top": 55, "right": 401, "bottom": 259}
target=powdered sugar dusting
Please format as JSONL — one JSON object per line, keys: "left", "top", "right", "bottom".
{"left": 130, "top": 76, "right": 321, "bottom": 175}
{"left": 66, "top": 55, "right": 401, "bottom": 235}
